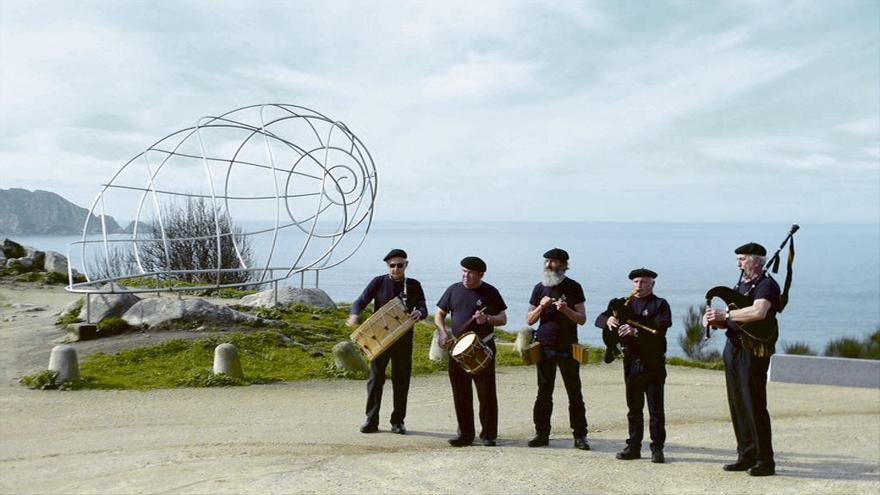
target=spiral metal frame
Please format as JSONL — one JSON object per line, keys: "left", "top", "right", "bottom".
{"left": 66, "top": 103, "right": 377, "bottom": 295}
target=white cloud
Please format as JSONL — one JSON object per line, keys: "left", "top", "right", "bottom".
{"left": 835, "top": 117, "right": 880, "bottom": 137}
{"left": 420, "top": 52, "right": 539, "bottom": 99}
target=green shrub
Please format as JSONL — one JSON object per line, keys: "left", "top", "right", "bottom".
{"left": 781, "top": 341, "right": 816, "bottom": 355}
{"left": 824, "top": 328, "right": 880, "bottom": 360}
{"left": 679, "top": 305, "right": 722, "bottom": 362}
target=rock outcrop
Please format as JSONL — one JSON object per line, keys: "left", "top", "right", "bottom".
{"left": 238, "top": 287, "right": 337, "bottom": 309}
{"left": 77, "top": 283, "right": 141, "bottom": 323}
{"left": 122, "top": 297, "right": 262, "bottom": 328}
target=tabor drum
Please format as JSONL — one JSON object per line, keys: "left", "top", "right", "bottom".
{"left": 350, "top": 297, "right": 415, "bottom": 360}
{"left": 450, "top": 332, "right": 494, "bottom": 375}
{"left": 522, "top": 341, "right": 543, "bottom": 365}
{"left": 571, "top": 343, "right": 589, "bottom": 364}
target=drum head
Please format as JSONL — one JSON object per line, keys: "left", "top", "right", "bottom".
{"left": 452, "top": 333, "right": 476, "bottom": 355}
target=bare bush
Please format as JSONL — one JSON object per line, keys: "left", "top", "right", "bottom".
{"left": 134, "top": 197, "right": 255, "bottom": 285}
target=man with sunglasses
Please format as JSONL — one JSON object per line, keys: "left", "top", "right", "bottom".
{"left": 348, "top": 249, "right": 428, "bottom": 435}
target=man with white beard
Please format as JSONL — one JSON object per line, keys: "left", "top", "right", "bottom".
{"left": 525, "top": 248, "right": 589, "bottom": 450}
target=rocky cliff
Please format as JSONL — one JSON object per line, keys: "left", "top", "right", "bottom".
{"left": 0, "top": 188, "right": 122, "bottom": 235}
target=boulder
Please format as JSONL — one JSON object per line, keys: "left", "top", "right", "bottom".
{"left": 2, "top": 239, "right": 25, "bottom": 259}
{"left": 122, "top": 297, "right": 262, "bottom": 328}
{"left": 22, "top": 245, "right": 45, "bottom": 269}
{"left": 8, "top": 257, "right": 33, "bottom": 269}
{"left": 239, "top": 287, "right": 337, "bottom": 309}
{"left": 78, "top": 283, "right": 141, "bottom": 323}
{"left": 44, "top": 251, "right": 69, "bottom": 275}
{"left": 0, "top": 255, "right": 6, "bottom": 266}
{"left": 332, "top": 341, "right": 369, "bottom": 375}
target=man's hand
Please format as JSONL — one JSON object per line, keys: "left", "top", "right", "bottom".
{"left": 345, "top": 314, "right": 359, "bottom": 327}
{"left": 409, "top": 309, "right": 422, "bottom": 320}
{"left": 618, "top": 323, "right": 637, "bottom": 337}
{"left": 539, "top": 296, "right": 553, "bottom": 309}
{"left": 554, "top": 299, "right": 568, "bottom": 312}
{"left": 704, "top": 307, "right": 727, "bottom": 328}
{"left": 607, "top": 315, "right": 620, "bottom": 330}
{"left": 474, "top": 309, "right": 488, "bottom": 325}
{"left": 437, "top": 330, "right": 452, "bottom": 349}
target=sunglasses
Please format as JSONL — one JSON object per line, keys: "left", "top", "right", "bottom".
{"left": 388, "top": 262, "right": 406, "bottom": 268}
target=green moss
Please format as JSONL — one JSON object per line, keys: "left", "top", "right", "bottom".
{"left": 97, "top": 316, "right": 131, "bottom": 334}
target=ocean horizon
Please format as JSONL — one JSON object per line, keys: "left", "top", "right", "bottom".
{"left": 4, "top": 221, "right": 878, "bottom": 357}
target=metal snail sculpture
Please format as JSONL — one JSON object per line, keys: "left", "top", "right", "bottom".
{"left": 66, "top": 104, "right": 377, "bottom": 296}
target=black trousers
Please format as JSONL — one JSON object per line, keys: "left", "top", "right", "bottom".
{"left": 364, "top": 332, "right": 413, "bottom": 427}
{"left": 723, "top": 339, "right": 774, "bottom": 465}
{"left": 533, "top": 351, "right": 588, "bottom": 438}
{"left": 623, "top": 358, "right": 666, "bottom": 451}
{"left": 448, "top": 341, "right": 497, "bottom": 441}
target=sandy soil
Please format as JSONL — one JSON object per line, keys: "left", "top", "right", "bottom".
{"left": 0, "top": 285, "right": 878, "bottom": 495}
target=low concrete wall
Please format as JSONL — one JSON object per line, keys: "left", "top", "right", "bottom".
{"left": 769, "top": 354, "right": 880, "bottom": 388}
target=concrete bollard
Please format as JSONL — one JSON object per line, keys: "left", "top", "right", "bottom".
{"left": 333, "top": 341, "right": 369, "bottom": 375}
{"left": 429, "top": 330, "right": 448, "bottom": 363}
{"left": 48, "top": 345, "right": 80, "bottom": 383}
{"left": 213, "top": 343, "right": 244, "bottom": 379}
{"left": 515, "top": 328, "right": 534, "bottom": 356}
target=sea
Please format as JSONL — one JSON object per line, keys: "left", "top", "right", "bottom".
{"left": 6, "top": 222, "right": 878, "bottom": 357}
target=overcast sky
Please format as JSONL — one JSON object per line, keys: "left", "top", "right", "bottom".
{"left": 1, "top": 0, "right": 878, "bottom": 224}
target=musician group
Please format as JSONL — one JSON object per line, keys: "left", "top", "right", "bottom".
{"left": 347, "top": 241, "right": 783, "bottom": 477}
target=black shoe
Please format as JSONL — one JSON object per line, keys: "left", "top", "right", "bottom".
{"left": 359, "top": 421, "right": 378, "bottom": 434}
{"left": 448, "top": 437, "right": 472, "bottom": 447}
{"left": 723, "top": 459, "right": 756, "bottom": 472}
{"left": 616, "top": 447, "right": 641, "bottom": 460}
{"left": 651, "top": 450, "right": 665, "bottom": 463}
{"left": 528, "top": 435, "right": 549, "bottom": 447}
{"left": 574, "top": 436, "right": 591, "bottom": 450}
{"left": 604, "top": 347, "right": 615, "bottom": 364}
{"left": 481, "top": 438, "right": 497, "bottom": 447}
{"left": 748, "top": 463, "right": 775, "bottom": 477}
{"left": 390, "top": 423, "right": 406, "bottom": 435}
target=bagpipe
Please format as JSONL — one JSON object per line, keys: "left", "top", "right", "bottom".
{"left": 601, "top": 289, "right": 661, "bottom": 363}
{"left": 704, "top": 224, "right": 799, "bottom": 357}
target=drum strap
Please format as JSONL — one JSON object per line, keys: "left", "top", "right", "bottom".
{"left": 481, "top": 332, "right": 495, "bottom": 343}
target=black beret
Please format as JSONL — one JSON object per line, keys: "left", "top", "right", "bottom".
{"left": 383, "top": 249, "right": 408, "bottom": 261}
{"left": 543, "top": 248, "right": 569, "bottom": 261}
{"left": 734, "top": 242, "right": 766, "bottom": 256}
{"left": 628, "top": 267, "right": 658, "bottom": 280}
{"left": 460, "top": 256, "right": 487, "bottom": 272}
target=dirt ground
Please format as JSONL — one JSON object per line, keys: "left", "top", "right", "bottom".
{"left": 0, "top": 285, "right": 878, "bottom": 495}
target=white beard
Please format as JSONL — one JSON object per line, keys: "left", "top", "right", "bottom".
{"left": 541, "top": 269, "right": 567, "bottom": 287}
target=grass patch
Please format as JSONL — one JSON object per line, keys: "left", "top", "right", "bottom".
{"left": 667, "top": 356, "right": 725, "bottom": 370}
{"left": 117, "top": 276, "right": 258, "bottom": 298}
{"left": 56, "top": 298, "right": 84, "bottom": 326}
{"left": 56, "top": 303, "right": 543, "bottom": 390}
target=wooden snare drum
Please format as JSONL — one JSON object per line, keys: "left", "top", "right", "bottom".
{"left": 522, "top": 341, "right": 543, "bottom": 365}
{"left": 350, "top": 297, "right": 415, "bottom": 360}
{"left": 450, "top": 332, "right": 494, "bottom": 375}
